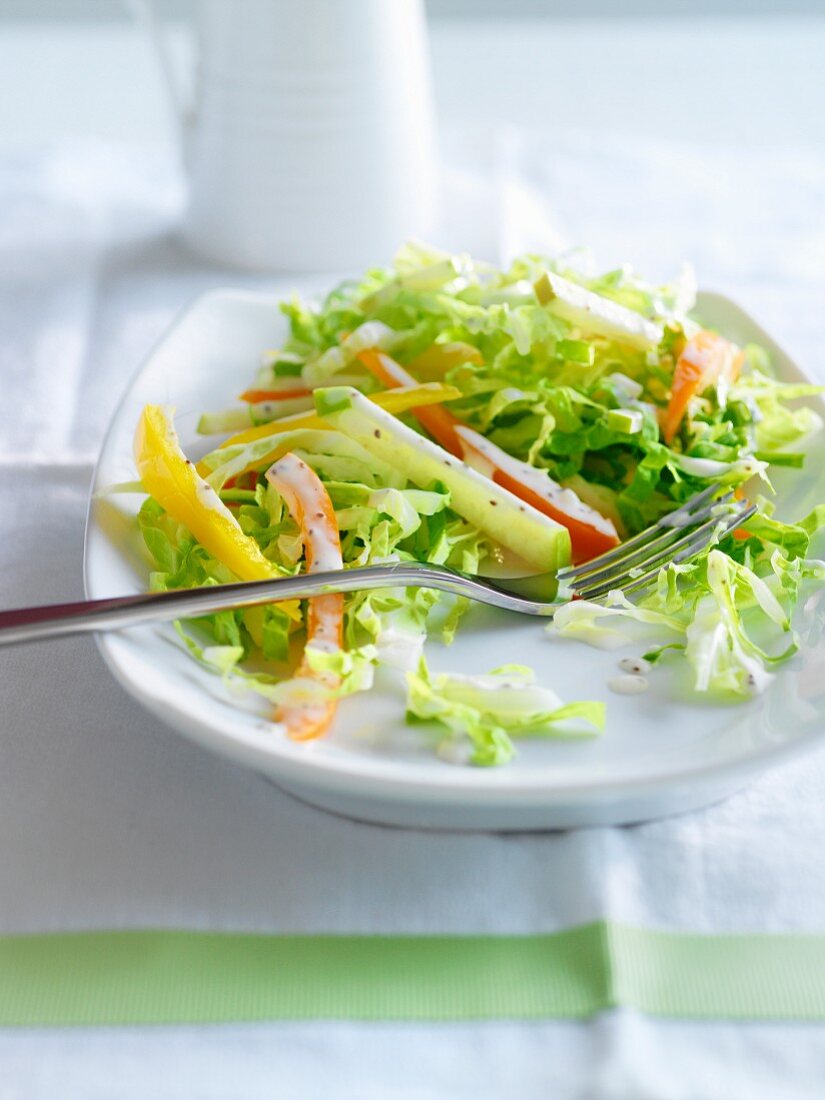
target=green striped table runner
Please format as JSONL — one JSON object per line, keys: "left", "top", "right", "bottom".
{"left": 0, "top": 921, "right": 823, "bottom": 1026}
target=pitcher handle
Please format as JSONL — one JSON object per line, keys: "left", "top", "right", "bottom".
{"left": 127, "top": 0, "right": 192, "bottom": 158}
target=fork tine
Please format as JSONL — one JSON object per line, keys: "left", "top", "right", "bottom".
{"left": 574, "top": 502, "right": 756, "bottom": 601}
{"left": 655, "top": 483, "right": 722, "bottom": 526}
{"left": 560, "top": 485, "right": 722, "bottom": 580}
{"left": 574, "top": 498, "right": 751, "bottom": 599}
{"left": 605, "top": 503, "right": 758, "bottom": 600}
{"left": 568, "top": 492, "right": 734, "bottom": 589}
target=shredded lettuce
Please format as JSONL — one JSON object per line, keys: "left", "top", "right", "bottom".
{"left": 134, "top": 242, "right": 825, "bottom": 761}
{"left": 550, "top": 508, "right": 825, "bottom": 698}
{"left": 405, "top": 660, "right": 605, "bottom": 766}
{"left": 174, "top": 620, "right": 377, "bottom": 707}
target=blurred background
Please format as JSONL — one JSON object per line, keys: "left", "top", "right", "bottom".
{"left": 1, "top": 1, "right": 823, "bottom": 149}
{"left": 0, "top": 0, "right": 823, "bottom": 462}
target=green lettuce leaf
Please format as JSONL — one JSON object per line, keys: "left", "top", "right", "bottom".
{"left": 405, "top": 659, "right": 605, "bottom": 767}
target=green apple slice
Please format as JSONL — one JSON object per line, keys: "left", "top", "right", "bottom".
{"left": 315, "top": 387, "right": 572, "bottom": 574}
{"left": 534, "top": 271, "right": 663, "bottom": 350}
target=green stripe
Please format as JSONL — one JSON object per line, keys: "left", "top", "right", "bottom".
{"left": 1, "top": 922, "right": 825, "bottom": 1026}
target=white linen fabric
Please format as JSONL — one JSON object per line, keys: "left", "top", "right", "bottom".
{"left": 1, "top": 131, "right": 824, "bottom": 1099}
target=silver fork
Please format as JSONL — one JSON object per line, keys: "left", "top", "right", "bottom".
{"left": 0, "top": 488, "right": 755, "bottom": 647}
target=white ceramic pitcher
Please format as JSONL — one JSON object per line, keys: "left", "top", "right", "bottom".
{"left": 132, "top": 0, "right": 437, "bottom": 272}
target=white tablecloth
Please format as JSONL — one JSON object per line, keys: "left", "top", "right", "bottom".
{"left": 2, "top": 130, "right": 825, "bottom": 1098}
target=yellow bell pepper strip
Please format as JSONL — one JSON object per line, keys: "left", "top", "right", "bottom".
{"left": 134, "top": 406, "right": 299, "bottom": 619}
{"left": 662, "top": 331, "right": 744, "bottom": 444}
{"left": 357, "top": 349, "right": 620, "bottom": 564}
{"left": 194, "top": 383, "right": 462, "bottom": 480}
{"left": 196, "top": 383, "right": 460, "bottom": 483}
{"left": 265, "top": 453, "right": 345, "bottom": 741}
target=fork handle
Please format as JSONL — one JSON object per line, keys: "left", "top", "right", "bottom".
{"left": 0, "top": 562, "right": 493, "bottom": 647}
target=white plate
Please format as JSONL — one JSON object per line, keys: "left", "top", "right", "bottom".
{"left": 85, "top": 288, "right": 825, "bottom": 830}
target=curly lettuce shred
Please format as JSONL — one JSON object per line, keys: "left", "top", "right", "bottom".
{"left": 406, "top": 662, "right": 605, "bottom": 767}
{"left": 550, "top": 507, "right": 825, "bottom": 698}
{"left": 135, "top": 242, "right": 825, "bottom": 763}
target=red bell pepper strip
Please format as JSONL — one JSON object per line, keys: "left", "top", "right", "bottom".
{"left": 265, "top": 453, "right": 344, "bottom": 741}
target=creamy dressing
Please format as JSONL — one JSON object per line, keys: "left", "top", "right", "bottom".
{"left": 266, "top": 454, "right": 343, "bottom": 573}
{"left": 309, "top": 607, "right": 343, "bottom": 651}
{"left": 457, "top": 435, "right": 497, "bottom": 481}
{"left": 436, "top": 738, "right": 473, "bottom": 766}
{"left": 265, "top": 454, "right": 344, "bottom": 735}
{"left": 374, "top": 624, "right": 426, "bottom": 670}
{"left": 608, "top": 674, "right": 649, "bottom": 695}
{"left": 307, "top": 533, "right": 345, "bottom": 574}
{"left": 618, "top": 656, "right": 651, "bottom": 675}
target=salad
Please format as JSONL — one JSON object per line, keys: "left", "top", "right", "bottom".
{"left": 132, "top": 242, "right": 825, "bottom": 766}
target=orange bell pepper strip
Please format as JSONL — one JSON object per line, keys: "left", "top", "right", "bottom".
{"left": 239, "top": 387, "right": 312, "bottom": 404}
{"left": 265, "top": 453, "right": 344, "bottom": 741}
{"left": 662, "top": 330, "right": 744, "bottom": 444}
{"left": 358, "top": 348, "right": 466, "bottom": 455}
{"left": 357, "top": 349, "right": 620, "bottom": 563}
